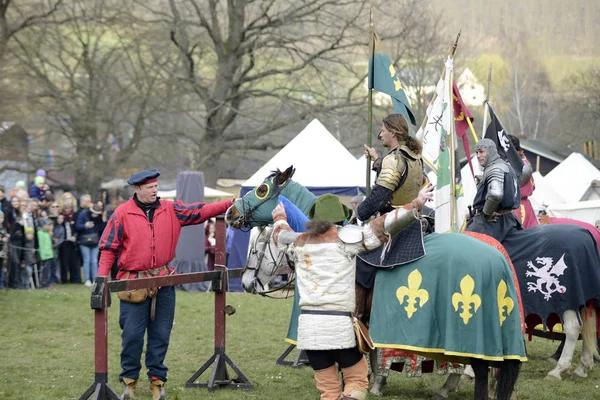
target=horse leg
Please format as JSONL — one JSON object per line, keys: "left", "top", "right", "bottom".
{"left": 471, "top": 358, "right": 489, "bottom": 400}
{"left": 546, "top": 310, "right": 579, "bottom": 380}
{"left": 368, "top": 349, "right": 387, "bottom": 397}
{"left": 574, "top": 307, "right": 598, "bottom": 378}
{"left": 432, "top": 373, "right": 462, "bottom": 400}
{"left": 463, "top": 364, "right": 476, "bottom": 378}
{"left": 488, "top": 367, "right": 499, "bottom": 398}
{"left": 494, "top": 360, "right": 521, "bottom": 400}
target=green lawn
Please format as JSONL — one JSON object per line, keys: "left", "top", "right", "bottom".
{"left": 1, "top": 286, "right": 599, "bottom": 399}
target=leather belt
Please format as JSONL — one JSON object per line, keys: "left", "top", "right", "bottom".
{"left": 474, "top": 209, "right": 514, "bottom": 216}
{"left": 301, "top": 310, "right": 352, "bottom": 317}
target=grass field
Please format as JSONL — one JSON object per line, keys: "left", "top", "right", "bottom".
{"left": 1, "top": 286, "right": 600, "bottom": 400}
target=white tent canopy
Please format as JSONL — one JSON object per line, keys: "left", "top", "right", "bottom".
{"left": 544, "top": 152, "right": 600, "bottom": 203}
{"left": 529, "top": 171, "right": 566, "bottom": 212}
{"left": 355, "top": 155, "right": 376, "bottom": 187}
{"left": 158, "top": 187, "right": 232, "bottom": 200}
{"left": 546, "top": 199, "right": 600, "bottom": 225}
{"left": 242, "top": 119, "right": 367, "bottom": 195}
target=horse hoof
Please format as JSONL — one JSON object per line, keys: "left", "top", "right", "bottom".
{"left": 369, "top": 387, "right": 383, "bottom": 397}
{"left": 573, "top": 367, "right": 588, "bottom": 378}
{"left": 545, "top": 372, "right": 561, "bottom": 381}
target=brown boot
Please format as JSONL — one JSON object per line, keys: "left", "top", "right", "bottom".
{"left": 150, "top": 379, "right": 166, "bottom": 400}
{"left": 341, "top": 357, "right": 369, "bottom": 400}
{"left": 121, "top": 378, "right": 137, "bottom": 399}
{"left": 314, "top": 365, "right": 342, "bottom": 400}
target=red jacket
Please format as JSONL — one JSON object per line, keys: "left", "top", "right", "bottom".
{"left": 98, "top": 197, "right": 233, "bottom": 278}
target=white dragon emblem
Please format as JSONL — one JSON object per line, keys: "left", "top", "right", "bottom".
{"left": 497, "top": 129, "right": 510, "bottom": 152}
{"left": 525, "top": 254, "right": 568, "bottom": 300}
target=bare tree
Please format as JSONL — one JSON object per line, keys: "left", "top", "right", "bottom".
{"left": 128, "top": 0, "right": 431, "bottom": 183}
{"left": 10, "top": 0, "right": 179, "bottom": 192}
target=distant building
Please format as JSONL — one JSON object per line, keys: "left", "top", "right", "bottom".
{"left": 520, "top": 138, "right": 600, "bottom": 176}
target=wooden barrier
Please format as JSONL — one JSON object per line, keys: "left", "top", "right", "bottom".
{"left": 80, "top": 216, "right": 252, "bottom": 399}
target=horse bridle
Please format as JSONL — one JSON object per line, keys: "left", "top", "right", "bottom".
{"left": 244, "top": 226, "right": 296, "bottom": 298}
{"left": 237, "top": 173, "right": 290, "bottom": 228}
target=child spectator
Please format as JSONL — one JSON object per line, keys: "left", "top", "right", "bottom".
{"left": 0, "top": 211, "right": 9, "bottom": 289}
{"left": 37, "top": 219, "right": 55, "bottom": 288}
{"left": 19, "top": 227, "right": 36, "bottom": 289}
{"left": 29, "top": 176, "right": 48, "bottom": 201}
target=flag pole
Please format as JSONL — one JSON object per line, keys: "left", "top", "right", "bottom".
{"left": 448, "top": 32, "right": 460, "bottom": 232}
{"left": 481, "top": 63, "right": 492, "bottom": 139}
{"left": 366, "top": 0, "right": 374, "bottom": 197}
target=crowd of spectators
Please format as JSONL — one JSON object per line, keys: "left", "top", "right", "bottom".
{"left": 0, "top": 169, "right": 126, "bottom": 290}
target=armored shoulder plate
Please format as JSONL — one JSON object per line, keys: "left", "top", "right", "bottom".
{"left": 375, "top": 152, "right": 406, "bottom": 191}
{"left": 483, "top": 162, "right": 508, "bottom": 183}
{"left": 398, "top": 144, "right": 422, "bottom": 160}
{"left": 338, "top": 224, "right": 364, "bottom": 244}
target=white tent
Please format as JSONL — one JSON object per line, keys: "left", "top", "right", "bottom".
{"left": 529, "top": 171, "right": 566, "bottom": 212}
{"left": 242, "top": 119, "right": 367, "bottom": 196}
{"left": 158, "top": 187, "right": 232, "bottom": 200}
{"left": 355, "top": 155, "right": 376, "bottom": 187}
{"left": 544, "top": 153, "right": 600, "bottom": 203}
{"left": 546, "top": 199, "right": 600, "bottom": 225}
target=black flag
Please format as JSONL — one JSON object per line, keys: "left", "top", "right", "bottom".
{"left": 484, "top": 104, "right": 524, "bottom": 178}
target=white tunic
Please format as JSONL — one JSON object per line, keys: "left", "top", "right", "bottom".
{"left": 275, "top": 222, "right": 382, "bottom": 350}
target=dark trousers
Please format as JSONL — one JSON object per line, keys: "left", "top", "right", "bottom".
{"left": 306, "top": 347, "right": 363, "bottom": 371}
{"left": 9, "top": 246, "right": 21, "bottom": 289}
{"left": 119, "top": 286, "right": 176, "bottom": 382}
{"left": 59, "top": 242, "right": 80, "bottom": 283}
{"left": 39, "top": 259, "right": 54, "bottom": 288}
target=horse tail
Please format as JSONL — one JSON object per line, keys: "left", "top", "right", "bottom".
{"left": 494, "top": 359, "right": 521, "bottom": 400}
{"left": 580, "top": 306, "right": 599, "bottom": 361}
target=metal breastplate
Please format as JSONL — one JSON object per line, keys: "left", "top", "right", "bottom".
{"left": 390, "top": 151, "right": 423, "bottom": 207}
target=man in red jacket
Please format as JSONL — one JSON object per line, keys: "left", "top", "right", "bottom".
{"left": 92, "top": 169, "right": 235, "bottom": 400}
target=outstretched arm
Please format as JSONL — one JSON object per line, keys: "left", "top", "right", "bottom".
{"left": 174, "top": 198, "right": 236, "bottom": 226}
{"left": 271, "top": 203, "right": 301, "bottom": 249}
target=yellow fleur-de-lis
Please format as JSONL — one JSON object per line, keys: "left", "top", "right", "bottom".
{"left": 396, "top": 270, "right": 429, "bottom": 318}
{"left": 452, "top": 275, "right": 481, "bottom": 325}
{"left": 388, "top": 65, "right": 403, "bottom": 91}
{"left": 497, "top": 280, "right": 514, "bottom": 326}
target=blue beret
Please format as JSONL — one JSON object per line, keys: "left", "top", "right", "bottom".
{"left": 127, "top": 169, "right": 161, "bottom": 185}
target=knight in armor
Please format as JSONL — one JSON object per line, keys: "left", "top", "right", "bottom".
{"left": 466, "top": 138, "right": 522, "bottom": 242}
{"left": 359, "top": 114, "right": 425, "bottom": 220}
{"left": 508, "top": 134, "right": 537, "bottom": 228}
{"left": 355, "top": 114, "right": 426, "bottom": 325}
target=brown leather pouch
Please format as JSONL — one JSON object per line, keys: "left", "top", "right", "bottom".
{"left": 352, "top": 316, "right": 375, "bottom": 354}
{"left": 117, "top": 272, "right": 158, "bottom": 303}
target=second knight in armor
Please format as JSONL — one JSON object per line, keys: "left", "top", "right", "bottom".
{"left": 466, "top": 138, "right": 522, "bottom": 242}
{"left": 358, "top": 114, "right": 426, "bottom": 221}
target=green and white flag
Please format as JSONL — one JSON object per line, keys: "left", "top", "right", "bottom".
{"left": 416, "top": 57, "right": 467, "bottom": 233}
